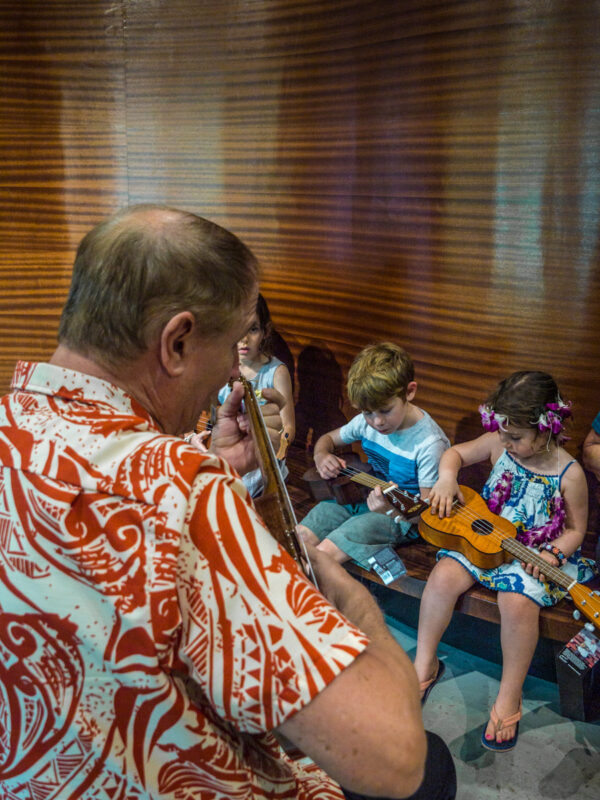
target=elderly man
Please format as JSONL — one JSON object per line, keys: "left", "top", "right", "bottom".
{"left": 0, "top": 205, "right": 455, "bottom": 800}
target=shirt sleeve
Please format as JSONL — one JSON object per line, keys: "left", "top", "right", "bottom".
{"left": 593, "top": 411, "right": 600, "bottom": 435}
{"left": 176, "top": 470, "right": 369, "bottom": 735}
{"left": 415, "top": 435, "right": 449, "bottom": 488}
{"left": 339, "top": 413, "right": 365, "bottom": 444}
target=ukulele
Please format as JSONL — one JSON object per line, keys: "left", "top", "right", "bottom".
{"left": 303, "top": 459, "right": 429, "bottom": 517}
{"left": 304, "top": 465, "right": 600, "bottom": 632}
{"left": 303, "top": 455, "right": 376, "bottom": 505}
{"left": 240, "top": 375, "right": 318, "bottom": 585}
{"left": 417, "top": 485, "right": 600, "bottom": 633}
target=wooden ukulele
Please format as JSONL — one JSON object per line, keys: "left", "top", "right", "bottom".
{"left": 418, "top": 485, "right": 600, "bottom": 633}
{"left": 240, "top": 375, "right": 318, "bottom": 584}
{"left": 303, "top": 459, "right": 429, "bottom": 517}
{"left": 303, "top": 455, "right": 376, "bottom": 505}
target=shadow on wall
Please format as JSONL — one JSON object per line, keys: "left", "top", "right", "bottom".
{"left": 454, "top": 411, "right": 490, "bottom": 494}
{"left": 271, "top": 328, "right": 295, "bottom": 396}
{"left": 294, "top": 343, "right": 349, "bottom": 452}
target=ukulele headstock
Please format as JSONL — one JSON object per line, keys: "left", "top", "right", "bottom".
{"left": 571, "top": 584, "right": 600, "bottom": 634}
{"left": 386, "top": 487, "right": 429, "bottom": 518}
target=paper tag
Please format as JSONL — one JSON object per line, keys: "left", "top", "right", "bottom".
{"left": 559, "top": 627, "right": 600, "bottom": 674}
{"left": 368, "top": 546, "right": 407, "bottom": 586}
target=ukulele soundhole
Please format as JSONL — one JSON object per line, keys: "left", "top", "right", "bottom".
{"left": 471, "top": 519, "right": 493, "bottom": 536}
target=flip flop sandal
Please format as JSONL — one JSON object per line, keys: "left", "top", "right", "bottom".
{"left": 419, "top": 659, "right": 446, "bottom": 706}
{"left": 481, "top": 700, "right": 522, "bottom": 752}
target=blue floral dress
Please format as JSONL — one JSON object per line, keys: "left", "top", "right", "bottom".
{"left": 438, "top": 451, "right": 596, "bottom": 607}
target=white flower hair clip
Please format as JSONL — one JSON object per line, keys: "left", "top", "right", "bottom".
{"left": 533, "top": 396, "right": 572, "bottom": 435}
{"left": 479, "top": 404, "right": 509, "bottom": 432}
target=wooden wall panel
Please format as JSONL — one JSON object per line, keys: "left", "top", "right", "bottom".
{"left": 1, "top": 0, "right": 599, "bottom": 457}
{"left": 0, "top": 0, "right": 128, "bottom": 390}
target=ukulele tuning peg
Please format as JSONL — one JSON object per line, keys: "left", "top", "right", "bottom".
{"left": 572, "top": 610, "right": 581, "bottom": 621}
{"left": 584, "top": 623, "right": 596, "bottom": 633}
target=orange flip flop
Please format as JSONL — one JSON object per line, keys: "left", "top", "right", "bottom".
{"left": 481, "top": 700, "right": 522, "bottom": 752}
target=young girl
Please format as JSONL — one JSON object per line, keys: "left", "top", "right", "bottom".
{"left": 414, "top": 371, "right": 594, "bottom": 752}
{"left": 218, "top": 293, "right": 295, "bottom": 497}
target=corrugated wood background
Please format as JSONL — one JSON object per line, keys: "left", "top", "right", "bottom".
{"left": 1, "top": 0, "right": 598, "bottom": 453}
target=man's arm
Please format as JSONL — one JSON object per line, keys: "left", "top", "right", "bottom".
{"left": 583, "top": 427, "right": 600, "bottom": 481}
{"left": 276, "top": 544, "right": 427, "bottom": 799}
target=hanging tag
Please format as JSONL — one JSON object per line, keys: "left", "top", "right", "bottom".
{"left": 368, "top": 546, "right": 407, "bottom": 585}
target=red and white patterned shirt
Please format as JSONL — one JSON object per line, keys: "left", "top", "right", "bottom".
{"left": 0, "top": 361, "right": 369, "bottom": 799}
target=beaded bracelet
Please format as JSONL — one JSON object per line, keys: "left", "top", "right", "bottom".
{"left": 538, "top": 542, "right": 567, "bottom": 565}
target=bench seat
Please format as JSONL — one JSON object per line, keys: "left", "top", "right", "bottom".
{"left": 345, "top": 536, "right": 599, "bottom": 643}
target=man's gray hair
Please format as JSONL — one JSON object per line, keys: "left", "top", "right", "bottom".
{"left": 58, "top": 205, "right": 259, "bottom": 365}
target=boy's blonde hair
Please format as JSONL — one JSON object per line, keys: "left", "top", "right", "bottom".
{"left": 347, "top": 342, "right": 415, "bottom": 411}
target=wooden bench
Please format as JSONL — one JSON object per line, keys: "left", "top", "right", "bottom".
{"left": 344, "top": 534, "right": 599, "bottom": 643}
{"left": 288, "top": 440, "right": 600, "bottom": 718}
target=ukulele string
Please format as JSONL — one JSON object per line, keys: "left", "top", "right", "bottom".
{"left": 434, "top": 500, "right": 568, "bottom": 584}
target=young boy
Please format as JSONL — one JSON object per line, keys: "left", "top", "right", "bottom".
{"left": 301, "top": 342, "right": 450, "bottom": 568}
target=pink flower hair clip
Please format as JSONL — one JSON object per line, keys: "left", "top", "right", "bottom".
{"left": 533, "top": 396, "right": 572, "bottom": 435}
{"left": 479, "top": 404, "right": 508, "bottom": 432}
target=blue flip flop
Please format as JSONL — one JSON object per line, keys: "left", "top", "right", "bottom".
{"left": 420, "top": 659, "right": 446, "bottom": 706}
{"left": 481, "top": 701, "right": 522, "bottom": 752}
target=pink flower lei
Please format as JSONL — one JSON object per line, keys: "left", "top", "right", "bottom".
{"left": 487, "top": 470, "right": 567, "bottom": 547}
{"left": 518, "top": 495, "right": 567, "bottom": 547}
{"left": 487, "top": 470, "right": 512, "bottom": 514}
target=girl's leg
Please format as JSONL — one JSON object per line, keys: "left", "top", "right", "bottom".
{"left": 414, "top": 558, "right": 475, "bottom": 689}
{"left": 485, "top": 592, "right": 541, "bottom": 745}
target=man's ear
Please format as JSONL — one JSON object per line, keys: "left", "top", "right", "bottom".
{"left": 405, "top": 381, "right": 417, "bottom": 402}
{"left": 160, "top": 311, "right": 196, "bottom": 376}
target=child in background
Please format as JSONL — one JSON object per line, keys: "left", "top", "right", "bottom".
{"left": 218, "top": 293, "right": 295, "bottom": 497}
{"left": 582, "top": 410, "right": 600, "bottom": 481}
{"left": 301, "top": 342, "right": 450, "bottom": 568}
{"left": 414, "top": 371, "right": 595, "bottom": 752}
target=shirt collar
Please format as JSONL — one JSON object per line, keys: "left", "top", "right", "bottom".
{"left": 11, "top": 360, "right": 159, "bottom": 430}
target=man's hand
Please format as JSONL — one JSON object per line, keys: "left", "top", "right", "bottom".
{"left": 210, "top": 381, "right": 284, "bottom": 476}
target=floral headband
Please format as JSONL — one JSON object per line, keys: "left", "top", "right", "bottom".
{"left": 479, "top": 405, "right": 508, "bottom": 432}
{"left": 479, "top": 396, "right": 572, "bottom": 435}
{"left": 533, "top": 397, "right": 572, "bottom": 434}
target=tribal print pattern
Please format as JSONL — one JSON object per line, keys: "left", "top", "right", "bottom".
{"left": 0, "top": 362, "right": 368, "bottom": 799}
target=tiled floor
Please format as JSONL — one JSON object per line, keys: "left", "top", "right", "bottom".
{"left": 387, "top": 617, "right": 600, "bottom": 800}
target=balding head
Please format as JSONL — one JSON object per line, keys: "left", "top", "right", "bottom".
{"left": 58, "top": 205, "right": 259, "bottom": 367}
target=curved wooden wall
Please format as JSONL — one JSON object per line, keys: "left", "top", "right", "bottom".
{"left": 1, "top": 0, "right": 599, "bottom": 454}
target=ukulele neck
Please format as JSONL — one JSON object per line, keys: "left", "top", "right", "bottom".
{"left": 345, "top": 468, "right": 428, "bottom": 516}
{"left": 500, "top": 534, "right": 573, "bottom": 589}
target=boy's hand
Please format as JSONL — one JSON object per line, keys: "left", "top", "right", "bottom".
{"left": 314, "top": 453, "right": 346, "bottom": 480}
{"left": 428, "top": 476, "right": 463, "bottom": 518}
{"left": 367, "top": 485, "right": 397, "bottom": 516}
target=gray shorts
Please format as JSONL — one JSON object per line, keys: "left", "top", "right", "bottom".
{"left": 301, "top": 500, "right": 417, "bottom": 569}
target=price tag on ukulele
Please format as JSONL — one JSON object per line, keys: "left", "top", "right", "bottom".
{"left": 368, "top": 545, "right": 407, "bottom": 585}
